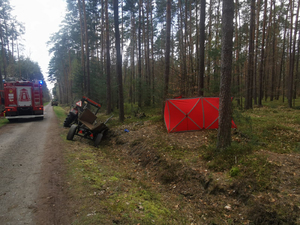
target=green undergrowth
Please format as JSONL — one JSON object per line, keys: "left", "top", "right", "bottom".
{"left": 0, "top": 117, "right": 8, "bottom": 127}
{"left": 53, "top": 106, "right": 68, "bottom": 123}
{"left": 239, "top": 154, "right": 276, "bottom": 191}
{"left": 57, "top": 98, "right": 300, "bottom": 224}
{"left": 203, "top": 141, "right": 254, "bottom": 172}
{"left": 198, "top": 99, "right": 300, "bottom": 192}
{"left": 65, "top": 143, "right": 188, "bottom": 224}
{"left": 105, "top": 105, "right": 162, "bottom": 128}
{"left": 241, "top": 101, "right": 300, "bottom": 153}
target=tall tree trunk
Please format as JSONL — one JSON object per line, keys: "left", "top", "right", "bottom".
{"left": 198, "top": 0, "right": 206, "bottom": 96}
{"left": 183, "top": 0, "right": 187, "bottom": 96}
{"left": 77, "top": 0, "right": 86, "bottom": 94}
{"left": 207, "top": 0, "right": 213, "bottom": 91}
{"left": 258, "top": 0, "right": 267, "bottom": 106}
{"left": 82, "top": 0, "right": 90, "bottom": 97}
{"left": 288, "top": 0, "right": 299, "bottom": 107}
{"left": 105, "top": 0, "right": 112, "bottom": 114}
{"left": 0, "top": 21, "right": 7, "bottom": 80}
{"left": 217, "top": 0, "right": 234, "bottom": 150}
{"left": 101, "top": 0, "right": 105, "bottom": 81}
{"left": 264, "top": 1, "right": 273, "bottom": 102}
{"left": 245, "top": 0, "right": 255, "bottom": 109}
{"left": 254, "top": 0, "right": 261, "bottom": 105}
{"left": 235, "top": 0, "right": 241, "bottom": 106}
{"left": 164, "top": 0, "right": 171, "bottom": 102}
{"left": 130, "top": 13, "right": 135, "bottom": 104}
{"left": 138, "top": 0, "right": 142, "bottom": 108}
{"left": 294, "top": 31, "right": 300, "bottom": 104}
{"left": 270, "top": 0, "right": 276, "bottom": 101}
{"left": 179, "top": 0, "right": 186, "bottom": 96}
{"left": 277, "top": 10, "right": 288, "bottom": 100}
{"left": 188, "top": 3, "right": 194, "bottom": 95}
{"left": 213, "top": 0, "right": 221, "bottom": 92}
{"left": 150, "top": 2, "right": 155, "bottom": 104}
{"left": 145, "top": 0, "right": 151, "bottom": 106}
{"left": 113, "top": 0, "right": 124, "bottom": 122}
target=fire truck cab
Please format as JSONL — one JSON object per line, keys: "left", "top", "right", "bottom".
{"left": 0, "top": 79, "right": 44, "bottom": 121}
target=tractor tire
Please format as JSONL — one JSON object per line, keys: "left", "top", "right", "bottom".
{"left": 94, "top": 132, "right": 103, "bottom": 147}
{"left": 63, "top": 112, "right": 77, "bottom": 127}
{"left": 67, "top": 124, "right": 78, "bottom": 140}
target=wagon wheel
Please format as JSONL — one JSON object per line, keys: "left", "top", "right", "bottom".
{"left": 94, "top": 131, "right": 104, "bottom": 147}
{"left": 67, "top": 124, "right": 78, "bottom": 140}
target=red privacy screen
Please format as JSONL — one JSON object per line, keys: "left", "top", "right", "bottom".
{"left": 164, "top": 97, "right": 237, "bottom": 133}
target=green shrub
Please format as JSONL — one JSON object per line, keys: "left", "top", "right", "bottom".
{"left": 230, "top": 166, "right": 240, "bottom": 177}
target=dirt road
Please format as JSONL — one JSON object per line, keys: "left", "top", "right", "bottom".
{"left": 0, "top": 104, "right": 70, "bottom": 225}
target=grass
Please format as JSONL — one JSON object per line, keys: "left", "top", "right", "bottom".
{"left": 0, "top": 117, "right": 8, "bottom": 127}
{"left": 54, "top": 98, "right": 300, "bottom": 224}
{"left": 53, "top": 105, "right": 68, "bottom": 123}
{"left": 53, "top": 104, "right": 189, "bottom": 224}
{"left": 239, "top": 154, "right": 276, "bottom": 191}
{"left": 65, "top": 141, "right": 187, "bottom": 224}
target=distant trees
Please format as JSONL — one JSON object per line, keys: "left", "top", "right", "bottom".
{"left": 47, "top": 0, "right": 300, "bottom": 118}
{"left": 0, "top": 0, "right": 45, "bottom": 85}
{"left": 0, "top": 0, "right": 24, "bottom": 83}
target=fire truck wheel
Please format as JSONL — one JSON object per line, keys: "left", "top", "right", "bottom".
{"left": 67, "top": 124, "right": 78, "bottom": 140}
{"left": 94, "top": 132, "right": 103, "bottom": 147}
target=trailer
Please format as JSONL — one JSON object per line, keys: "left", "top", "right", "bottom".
{"left": 63, "top": 96, "right": 102, "bottom": 127}
{"left": 66, "top": 108, "right": 113, "bottom": 147}
{"left": 0, "top": 79, "right": 44, "bottom": 121}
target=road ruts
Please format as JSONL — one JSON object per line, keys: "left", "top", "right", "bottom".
{"left": 0, "top": 104, "right": 54, "bottom": 225}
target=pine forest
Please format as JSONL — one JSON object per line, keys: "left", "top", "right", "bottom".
{"left": 0, "top": 0, "right": 299, "bottom": 112}
{"left": 45, "top": 0, "right": 300, "bottom": 113}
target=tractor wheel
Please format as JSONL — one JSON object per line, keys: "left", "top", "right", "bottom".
{"left": 94, "top": 132, "right": 103, "bottom": 147}
{"left": 63, "top": 112, "right": 77, "bottom": 127}
{"left": 67, "top": 124, "right": 78, "bottom": 140}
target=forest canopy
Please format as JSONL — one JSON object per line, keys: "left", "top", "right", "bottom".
{"left": 47, "top": 0, "right": 300, "bottom": 110}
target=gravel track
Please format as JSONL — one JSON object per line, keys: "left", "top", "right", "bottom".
{"left": 0, "top": 104, "right": 69, "bottom": 225}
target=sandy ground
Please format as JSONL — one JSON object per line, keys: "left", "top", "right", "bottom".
{"left": 0, "top": 104, "right": 70, "bottom": 225}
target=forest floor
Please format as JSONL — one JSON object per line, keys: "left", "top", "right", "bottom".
{"left": 54, "top": 100, "right": 300, "bottom": 225}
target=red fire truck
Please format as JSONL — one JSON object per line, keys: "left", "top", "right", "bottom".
{"left": 0, "top": 79, "right": 44, "bottom": 121}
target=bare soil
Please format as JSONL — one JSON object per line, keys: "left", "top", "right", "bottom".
{"left": 0, "top": 105, "right": 72, "bottom": 225}
{"left": 35, "top": 115, "right": 72, "bottom": 225}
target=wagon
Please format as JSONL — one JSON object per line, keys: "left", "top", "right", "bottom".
{"left": 66, "top": 108, "right": 112, "bottom": 147}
